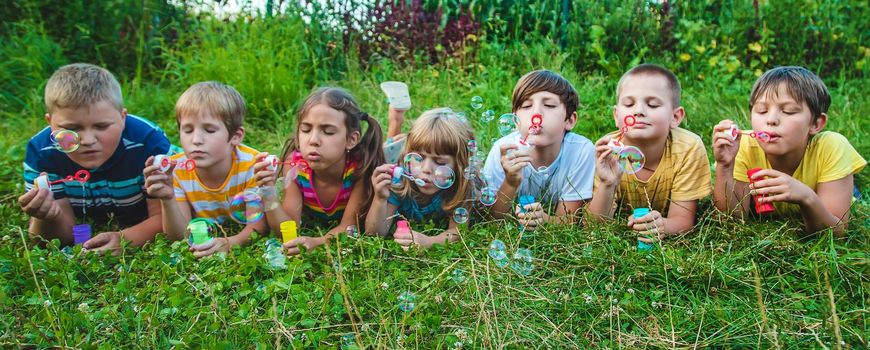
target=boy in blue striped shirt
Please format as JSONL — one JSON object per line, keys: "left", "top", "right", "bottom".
{"left": 18, "top": 63, "right": 170, "bottom": 251}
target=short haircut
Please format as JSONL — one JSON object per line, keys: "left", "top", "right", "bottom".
{"left": 749, "top": 66, "right": 830, "bottom": 121}
{"left": 44, "top": 63, "right": 123, "bottom": 113}
{"left": 616, "top": 63, "right": 681, "bottom": 107}
{"left": 175, "top": 81, "right": 246, "bottom": 136}
{"left": 512, "top": 70, "right": 580, "bottom": 120}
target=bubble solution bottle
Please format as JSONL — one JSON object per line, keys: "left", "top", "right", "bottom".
{"left": 396, "top": 220, "right": 411, "bottom": 237}
{"left": 72, "top": 224, "right": 92, "bottom": 245}
{"left": 633, "top": 208, "right": 654, "bottom": 251}
{"left": 746, "top": 168, "right": 775, "bottom": 215}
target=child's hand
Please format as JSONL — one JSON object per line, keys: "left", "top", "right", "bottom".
{"left": 394, "top": 230, "right": 434, "bottom": 250}
{"left": 500, "top": 143, "right": 531, "bottom": 187}
{"left": 594, "top": 136, "right": 622, "bottom": 186}
{"left": 515, "top": 202, "right": 547, "bottom": 231}
{"left": 18, "top": 178, "right": 62, "bottom": 220}
{"left": 189, "top": 237, "right": 230, "bottom": 258}
{"left": 372, "top": 163, "right": 395, "bottom": 200}
{"left": 628, "top": 210, "right": 664, "bottom": 241}
{"left": 282, "top": 236, "right": 326, "bottom": 256}
{"left": 253, "top": 152, "right": 278, "bottom": 188}
{"left": 82, "top": 231, "right": 122, "bottom": 255}
{"left": 749, "top": 169, "right": 815, "bottom": 206}
{"left": 712, "top": 120, "right": 740, "bottom": 167}
{"left": 143, "top": 156, "right": 175, "bottom": 201}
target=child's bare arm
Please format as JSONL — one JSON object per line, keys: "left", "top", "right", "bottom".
{"left": 804, "top": 176, "right": 853, "bottom": 234}
{"left": 84, "top": 198, "right": 163, "bottom": 252}
{"left": 326, "top": 180, "right": 367, "bottom": 238}
{"left": 628, "top": 200, "right": 698, "bottom": 242}
{"left": 365, "top": 164, "right": 398, "bottom": 236}
{"left": 712, "top": 120, "right": 751, "bottom": 216}
{"left": 490, "top": 143, "right": 527, "bottom": 218}
{"left": 751, "top": 169, "right": 853, "bottom": 235}
{"left": 587, "top": 136, "right": 621, "bottom": 221}
{"left": 550, "top": 200, "right": 583, "bottom": 225}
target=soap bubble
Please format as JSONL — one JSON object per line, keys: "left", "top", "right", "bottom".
{"left": 346, "top": 225, "right": 359, "bottom": 238}
{"left": 617, "top": 146, "right": 646, "bottom": 174}
{"left": 433, "top": 166, "right": 455, "bottom": 189}
{"left": 456, "top": 111, "right": 468, "bottom": 123}
{"left": 397, "top": 291, "right": 416, "bottom": 312}
{"left": 498, "top": 113, "right": 519, "bottom": 136}
{"left": 451, "top": 269, "right": 467, "bottom": 283}
{"left": 51, "top": 129, "right": 80, "bottom": 153}
{"left": 488, "top": 239, "right": 508, "bottom": 267}
{"left": 403, "top": 152, "right": 424, "bottom": 176}
{"left": 510, "top": 248, "right": 534, "bottom": 275}
{"left": 479, "top": 187, "right": 497, "bottom": 206}
{"left": 470, "top": 96, "right": 484, "bottom": 110}
{"left": 452, "top": 207, "right": 469, "bottom": 224}
{"left": 466, "top": 139, "right": 477, "bottom": 153}
{"left": 481, "top": 109, "right": 495, "bottom": 122}
{"left": 229, "top": 189, "right": 265, "bottom": 224}
{"left": 341, "top": 333, "right": 356, "bottom": 348}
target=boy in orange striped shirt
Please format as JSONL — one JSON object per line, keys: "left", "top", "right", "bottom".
{"left": 143, "top": 82, "right": 266, "bottom": 257}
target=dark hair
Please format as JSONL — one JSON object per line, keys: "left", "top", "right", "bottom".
{"left": 511, "top": 70, "right": 580, "bottom": 120}
{"left": 616, "top": 63, "right": 681, "bottom": 107}
{"left": 749, "top": 66, "right": 830, "bottom": 121}
{"left": 279, "top": 87, "right": 385, "bottom": 215}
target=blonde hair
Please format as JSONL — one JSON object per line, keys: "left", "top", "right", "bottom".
{"left": 44, "top": 63, "right": 123, "bottom": 113}
{"left": 175, "top": 81, "right": 246, "bottom": 137}
{"left": 394, "top": 108, "right": 474, "bottom": 212}
{"left": 616, "top": 63, "right": 681, "bottom": 107}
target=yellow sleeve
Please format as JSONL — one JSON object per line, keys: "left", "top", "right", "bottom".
{"left": 671, "top": 133, "right": 713, "bottom": 201}
{"left": 816, "top": 132, "right": 867, "bottom": 183}
{"left": 732, "top": 136, "right": 761, "bottom": 183}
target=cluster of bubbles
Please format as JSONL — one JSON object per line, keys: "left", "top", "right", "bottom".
{"left": 488, "top": 239, "right": 534, "bottom": 275}
{"left": 397, "top": 291, "right": 417, "bottom": 312}
{"left": 392, "top": 153, "right": 456, "bottom": 190}
{"left": 463, "top": 137, "right": 499, "bottom": 210}
{"left": 51, "top": 129, "right": 81, "bottom": 153}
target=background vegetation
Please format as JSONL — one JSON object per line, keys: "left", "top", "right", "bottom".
{"left": 1, "top": 0, "right": 867, "bottom": 348}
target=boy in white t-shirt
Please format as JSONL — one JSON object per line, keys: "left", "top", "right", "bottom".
{"left": 482, "top": 70, "right": 596, "bottom": 231}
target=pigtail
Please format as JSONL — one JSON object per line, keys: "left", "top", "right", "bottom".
{"left": 352, "top": 112, "right": 385, "bottom": 212}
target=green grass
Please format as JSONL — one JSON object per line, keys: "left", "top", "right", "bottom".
{"left": 1, "top": 13, "right": 869, "bottom": 349}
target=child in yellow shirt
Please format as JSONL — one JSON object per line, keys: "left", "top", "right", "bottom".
{"left": 588, "top": 64, "right": 712, "bottom": 244}
{"left": 713, "top": 66, "right": 866, "bottom": 235}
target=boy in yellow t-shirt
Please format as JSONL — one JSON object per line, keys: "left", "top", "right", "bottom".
{"left": 588, "top": 64, "right": 712, "bottom": 244}
{"left": 713, "top": 66, "right": 866, "bottom": 235}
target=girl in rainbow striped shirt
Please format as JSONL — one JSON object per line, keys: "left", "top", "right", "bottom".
{"left": 254, "top": 87, "right": 383, "bottom": 256}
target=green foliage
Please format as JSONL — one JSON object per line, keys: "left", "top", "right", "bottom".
{"left": 1, "top": 1, "right": 869, "bottom": 348}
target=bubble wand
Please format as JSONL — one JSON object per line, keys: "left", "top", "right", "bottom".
{"left": 725, "top": 125, "right": 772, "bottom": 142}
{"left": 607, "top": 114, "right": 647, "bottom": 174}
